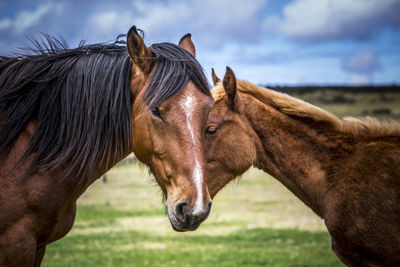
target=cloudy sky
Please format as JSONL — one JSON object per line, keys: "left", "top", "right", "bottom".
{"left": 1, "top": 0, "right": 399, "bottom": 85}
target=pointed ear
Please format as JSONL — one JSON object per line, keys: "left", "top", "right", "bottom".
{"left": 127, "top": 26, "right": 154, "bottom": 74}
{"left": 178, "top": 33, "right": 196, "bottom": 57}
{"left": 211, "top": 68, "right": 221, "bottom": 85}
{"left": 223, "top": 66, "right": 237, "bottom": 110}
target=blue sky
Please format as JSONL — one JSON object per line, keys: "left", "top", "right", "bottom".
{"left": 0, "top": 0, "right": 399, "bottom": 85}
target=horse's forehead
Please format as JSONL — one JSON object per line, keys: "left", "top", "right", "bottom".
{"left": 207, "top": 102, "right": 227, "bottom": 124}
{"left": 164, "top": 81, "right": 212, "bottom": 110}
{"left": 212, "top": 98, "right": 230, "bottom": 114}
{"left": 208, "top": 98, "right": 240, "bottom": 126}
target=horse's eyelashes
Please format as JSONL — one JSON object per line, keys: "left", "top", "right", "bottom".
{"left": 151, "top": 107, "right": 162, "bottom": 119}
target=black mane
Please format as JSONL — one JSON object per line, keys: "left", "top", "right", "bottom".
{"left": 0, "top": 34, "right": 210, "bottom": 183}
{"left": 0, "top": 35, "right": 132, "bottom": 183}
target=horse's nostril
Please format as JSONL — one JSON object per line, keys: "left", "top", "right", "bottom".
{"left": 174, "top": 200, "right": 188, "bottom": 222}
{"left": 208, "top": 201, "right": 212, "bottom": 211}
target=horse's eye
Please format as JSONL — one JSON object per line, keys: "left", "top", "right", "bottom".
{"left": 205, "top": 125, "right": 219, "bottom": 135}
{"left": 151, "top": 107, "right": 162, "bottom": 119}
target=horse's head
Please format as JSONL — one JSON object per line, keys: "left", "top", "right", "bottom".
{"left": 127, "top": 27, "right": 213, "bottom": 231}
{"left": 205, "top": 67, "right": 258, "bottom": 198}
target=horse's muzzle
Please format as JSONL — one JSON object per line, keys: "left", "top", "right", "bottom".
{"left": 167, "top": 200, "right": 212, "bottom": 231}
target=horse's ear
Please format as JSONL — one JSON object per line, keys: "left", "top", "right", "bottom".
{"left": 127, "top": 26, "right": 153, "bottom": 74}
{"left": 223, "top": 66, "right": 237, "bottom": 110}
{"left": 179, "top": 33, "right": 196, "bottom": 57}
{"left": 211, "top": 68, "right": 221, "bottom": 85}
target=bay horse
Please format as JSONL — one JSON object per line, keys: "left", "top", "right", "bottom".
{"left": 205, "top": 67, "right": 400, "bottom": 266}
{"left": 0, "top": 26, "right": 213, "bottom": 266}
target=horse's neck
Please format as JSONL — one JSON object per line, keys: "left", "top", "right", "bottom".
{"left": 245, "top": 98, "right": 345, "bottom": 217}
{"left": 29, "top": 121, "right": 130, "bottom": 200}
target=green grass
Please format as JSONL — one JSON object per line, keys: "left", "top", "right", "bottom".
{"left": 43, "top": 227, "right": 339, "bottom": 267}
{"left": 42, "top": 166, "right": 343, "bottom": 267}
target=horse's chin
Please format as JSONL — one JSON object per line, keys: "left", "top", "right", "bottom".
{"left": 166, "top": 205, "right": 202, "bottom": 232}
{"left": 168, "top": 215, "right": 200, "bottom": 232}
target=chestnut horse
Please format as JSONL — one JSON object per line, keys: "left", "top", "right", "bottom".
{"left": 205, "top": 67, "right": 400, "bottom": 266}
{"left": 0, "top": 26, "right": 213, "bottom": 266}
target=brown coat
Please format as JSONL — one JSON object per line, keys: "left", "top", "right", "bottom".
{"left": 205, "top": 67, "right": 400, "bottom": 266}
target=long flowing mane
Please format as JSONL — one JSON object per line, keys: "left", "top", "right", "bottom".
{"left": 0, "top": 35, "right": 132, "bottom": 182}
{"left": 213, "top": 79, "right": 400, "bottom": 137}
{"left": 0, "top": 34, "right": 210, "bottom": 183}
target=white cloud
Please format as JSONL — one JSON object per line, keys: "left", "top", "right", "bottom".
{"left": 348, "top": 74, "right": 372, "bottom": 85}
{"left": 90, "top": 11, "right": 119, "bottom": 33}
{"left": 88, "top": 11, "right": 132, "bottom": 34}
{"left": 129, "top": 0, "right": 267, "bottom": 45}
{"left": 1, "top": 3, "right": 63, "bottom": 33}
{"left": 342, "top": 49, "right": 382, "bottom": 84}
{"left": 0, "top": 18, "right": 12, "bottom": 30}
{"left": 342, "top": 50, "right": 381, "bottom": 74}
{"left": 84, "top": 9, "right": 135, "bottom": 43}
{"left": 133, "top": 0, "right": 191, "bottom": 35}
{"left": 15, "top": 4, "right": 53, "bottom": 33}
{"left": 263, "top": 0, "right": 400, "bottom": 42}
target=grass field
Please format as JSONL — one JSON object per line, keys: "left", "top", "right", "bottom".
{"left": 42, "top": 165, "right": 344, "bottom": 267}
{"left": 41, "top": 90, "right": 399, "bottom": 266}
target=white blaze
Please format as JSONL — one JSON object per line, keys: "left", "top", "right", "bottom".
{"left": 181, "top": 94, "right": 204, "bottom": 214}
